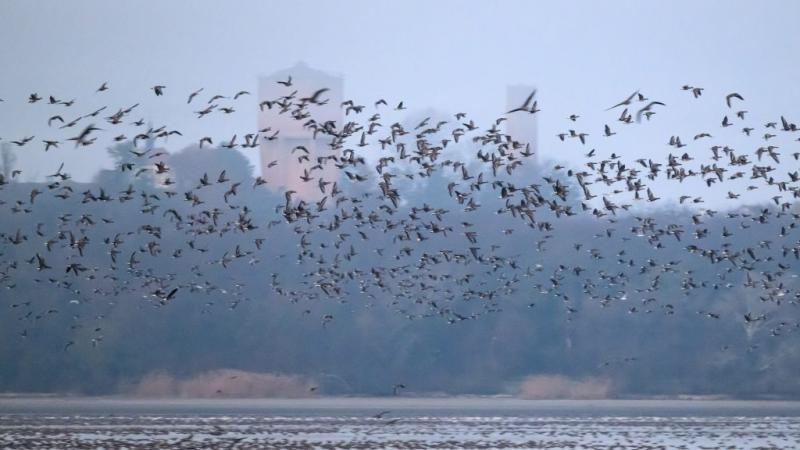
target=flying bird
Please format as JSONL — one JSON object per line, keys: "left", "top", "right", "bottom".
{"left": 726, "top": 92, "right": 744, "bottom": 108}
{"left": 506, "top": 89, "right": 537, "bottom": 114}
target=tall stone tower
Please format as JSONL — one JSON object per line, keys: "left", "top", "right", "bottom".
{"left": 258, "top": 62, "right": 344, "bottom": 200}
{"left": 505, "top": 85, "right": 538, "bottom": 167}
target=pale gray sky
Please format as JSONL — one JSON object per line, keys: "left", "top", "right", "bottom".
{"left": 1, "top": 0, "right": 798, "bottom": 207}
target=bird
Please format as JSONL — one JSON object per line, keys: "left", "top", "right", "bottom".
{"left": 606, "top": 90, "right": 639, "bottom": 110}
{"left": 682, "top": 85, "right": 703, "bottom": 98}
{"left": 187, "top": 88, "right": 203, "bottom": 104}
{"left": 301, "top": 88, "right": 329, "bottom": 104}
{"left": 506, "top": 89, "right": 537, "bottom": 114}
{"left": 726, "top": 92, "right": 744, "bottom": 108}
{"left": 636, "top": 101, "right": 665, "bottom": 122}
{"left": 68, "top": 124, "right": 101, "bottom": 147}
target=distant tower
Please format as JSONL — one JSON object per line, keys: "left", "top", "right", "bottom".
{"left": 0, "top": 142, "right": 16, "bottom": 179}
{"left": 505, "top": 85, "right": 538, "bottom": 167}
{"left": 258, "top": 62, "right": 344, "bottom": 200}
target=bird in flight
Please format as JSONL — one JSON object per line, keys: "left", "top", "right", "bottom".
{"left": 507, "top": 89, "right": 537, "bottom": 114}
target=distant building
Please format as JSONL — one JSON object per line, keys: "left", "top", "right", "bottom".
{"left": 258, "top": 62, "right": 343, "bottom": 200}
{"left": 505, "top": 85, "right": 538, "bottom": 167}
{"left": 0, "top": 142, "right": 15, "bottom": 179}
{"left": 258, "top": 65, "right": 538, "bottom": 199}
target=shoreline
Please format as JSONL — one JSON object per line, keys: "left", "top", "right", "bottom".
{"left": 3, "top": 396, "right": 800, "bottom": 411}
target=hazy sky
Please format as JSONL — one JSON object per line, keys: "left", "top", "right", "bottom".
{"left": 1, "top": 0, "right": 799, "bottom": 207}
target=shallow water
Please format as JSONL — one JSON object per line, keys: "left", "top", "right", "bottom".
{"left": 1, "top": 398, "right": 799, "bottom": 449}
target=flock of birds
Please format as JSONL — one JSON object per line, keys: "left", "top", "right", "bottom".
{"left": 1, "top": 77, "right": 800, "bottom": 354}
